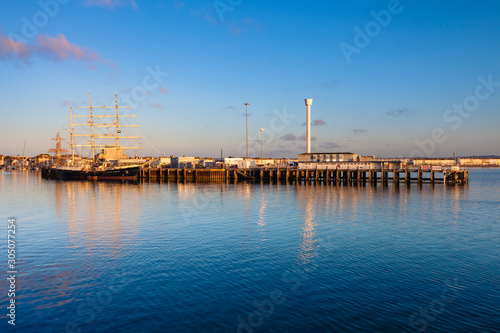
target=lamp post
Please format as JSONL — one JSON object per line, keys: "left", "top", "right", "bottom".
{"left": 244, "top": 103, "right": 250, "bottom": 158}
{"left": 221, "top": 148, "right": 223, "bottom": 166}
{"left": 260, "top": 128, "right": 264, "bottom": 159}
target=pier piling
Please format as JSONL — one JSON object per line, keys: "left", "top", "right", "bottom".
{"left": 135, "top": 167, "right": 468, "bottom": 186}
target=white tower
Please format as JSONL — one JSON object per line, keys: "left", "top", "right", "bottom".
{"left": 305, "top": 99, "right": 313, "bottom": 153}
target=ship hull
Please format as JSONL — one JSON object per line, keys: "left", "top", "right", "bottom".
{"left": 42, "top": 165, "right": 141, "bottom": 181}
{"left": 94, "top": 165, "right": 141, "bottom": 181}
{"left": 41, "top": 167, "right": 87, "bottom": 181}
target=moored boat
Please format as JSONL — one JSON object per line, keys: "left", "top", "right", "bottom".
{"left": 93, "top": 164, "right": 141, "bottom": 181}
{"left": 42, "top": 93, "right": 144, "bottom": 182}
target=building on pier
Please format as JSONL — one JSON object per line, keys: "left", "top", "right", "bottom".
{"left": 171, "top": 156, "right": 197, "bottom": 168}
{"left": 297, "top": 152, "right": 403, "bottom": 170}
{"left": 298, "top": 152, "right": 357, "bottom": 163}
{"left": 457, "top": 157, "right": 500, "bottom": 166}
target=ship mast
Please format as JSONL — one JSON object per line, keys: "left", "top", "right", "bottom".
{"left": 48, "top": 131, "right": 68, "bottom": 165}
{"left": 89, "top": 92, "right": 95, "bottom": 161}
{"left": 72, "top": 94, "right": 141, "bottom": 162}
{"left": 70, "top": 105, "right": 75, "bottom": 165}
{"left": 115, "top": 93, "right": 120, "bottom": 164}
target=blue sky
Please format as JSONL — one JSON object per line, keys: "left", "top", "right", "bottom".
{"left": 1, "top": 0, "right": 499, "bottom": 158}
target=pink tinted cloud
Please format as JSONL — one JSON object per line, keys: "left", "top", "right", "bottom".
{"left": 158, "top": 86, "right": 169, "bottom": 94}
{"left": 302, "top": 119, "right": 327, "bottom": 126}
{"left": 280, "top": 134, "right": 297, "bottom": 141}
{"left": 353, "top": 129, "right": 368, "bottom": 135}
{"left": 174, "top": 2, "right": 185, "bottom": 9}
{"left": 319, "top": 141, "right": 347, "bottom": 150}
{"left": 229, "top": 18, "right": 264, "bottom": 36}
{"left": 149, "top": 103, "right": 164, "bottom": 110}
{"left": 229, "top": 23, "right": 242, "bottom": 36}
{"left": 0, "top": 34, "right": 30, "bottom": 62}
{"left": 37, "top": 34, "right": 102, "bottom": 62}
{"left": 0, "top": 32, "right": 114, "bottom": 69}
{"left": 299, "top": 134, "right": 317, "bottom": 141}
{"left": 85, "top": 0, "right": 138, "bottom": 9}
{"left": 190, "top": 7, "right": 216, "bottom": 24}
{"left": 242, "top": 18, "right": 263, "bottom": 32}
{"left": 313, "top": 119, "right": 327, "bottom": 126}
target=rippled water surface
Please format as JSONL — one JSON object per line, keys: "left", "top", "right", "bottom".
{"left": 1, "top": 170, "right": 499, "bottom": 333}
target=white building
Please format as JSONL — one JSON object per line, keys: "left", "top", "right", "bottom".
{"left": 238, "top": 160, "right": 256, "bottom": 169}
{"left": 159, "top": 157, "right": 172, "bottom": 166}
{"left": 171, "top": 156, "right": 197, "bottom": 168}
{"left": 298, "top": 152, "right": 402, "bottom": 170}
{"left": 298, "top": 152, "right": 358, "bottom": 163}
{"left": 224, "top": 157, "right": 243, "bottom": 167}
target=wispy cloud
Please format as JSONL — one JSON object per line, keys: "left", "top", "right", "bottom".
{"left": 158, "top": 86, "right": 169, "bottom": 94}
{"left": 61, "top": 100, "right": 71, "bottom": 107}
{"left": 302, "top": 119, "right": 327, "bottom": 126}
{"left": 319, "top": 141, "right": 346, "bottom": 150}
{"left": 320, "top": 80, "right": 338, "bottom": 88}
{"left": 222, "top": 106, "right": 236, "bottom": 111}
{"left": 0, "top": 34, "right": 30, "bottom": 61}
{"left": 280, "top": 134, "right": 297, "bottom": 141}
{"left": 190, "top": 6, "right": 217, "bottom": 24}
{"left": 299, "top": 134, "right": 317, "bottom": 141}
{"left": 37, "top": 34, "right": 105, "bottom": 63}
{"left": 269, "top": 149, "right": 294, "bottom": 155}
{"left": 173, "top": 2, "right": 185, "bottom": 9}
{"left": 229, "top": 22, "right": 243, "bottom": 36}
{"left": 229, "top": 17, "right": 264, "bottom": 36}
{"left": 84, "top": 0, "right": 138, "bottom": 9}
{"left": 353, "top": 129, "right": 368, "bottom": 134}
{"left": 149, "top": 103, "right": 164, "bottom": 110}
{"left": 0, "top": 32, "right": 114, "bottom": 69}
{"left": 242, "top": 17, "right": 263, "bottom": 32}
{"left": 386, "top": 107, "right": 417, "bottom": 117}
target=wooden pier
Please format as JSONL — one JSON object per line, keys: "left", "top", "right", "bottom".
{"left": 139, "top": 167, "right": 469, "bottom": 185}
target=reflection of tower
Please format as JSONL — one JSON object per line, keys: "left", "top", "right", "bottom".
{"left": 258, "top": 191, "right": 267, "bottom": 228}
{"left": 48, "top": 131, "right": 68, "bottom": 165}
{"left": 305, "top": 99, "right": 313, "bottom": 153}
{"left": 298, "top": 187, "right": 317, "bottom": 267}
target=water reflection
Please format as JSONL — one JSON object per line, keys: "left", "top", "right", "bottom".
{"left": 296, "top": 186, "right": 318, "bottom": 268}
{"left": 291, "top": 182, "right": 470, "bottom": 268}
{"left": 257, "top": 185, "right": 267, "bottom": 242}
{"left": 51, "top": 179, "right": 145, "bottom": 257}
{"left": 2, "top": 170, "right": 487, "bottom": 333}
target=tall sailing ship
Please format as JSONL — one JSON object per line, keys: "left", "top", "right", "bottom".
{"left": 42, "top": 93, "right": 143, "bottom": 181}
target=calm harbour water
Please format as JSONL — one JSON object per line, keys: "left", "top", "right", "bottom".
{"left": 1, "top": 169, "right": 499, "bottom": 333}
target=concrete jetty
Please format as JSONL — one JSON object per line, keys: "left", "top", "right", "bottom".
{"left": 139, "top": 166, "right": 468, "bottom": 185}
